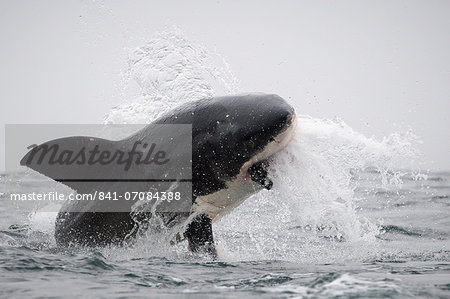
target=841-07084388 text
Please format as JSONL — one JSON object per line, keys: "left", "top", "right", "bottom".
{"left": 10, "top": 191, "right": 182, "bottom": 202}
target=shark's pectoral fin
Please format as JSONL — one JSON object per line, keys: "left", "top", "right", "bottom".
{"left": 184, "top": 213, "right": 217, "bottom": 258}
{"left": 20, "top": 136, "right": 118, "bottom": 194}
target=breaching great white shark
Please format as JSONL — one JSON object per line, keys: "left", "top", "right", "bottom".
{"left": 21, "top": 93, "right": 296, "bottom": 257}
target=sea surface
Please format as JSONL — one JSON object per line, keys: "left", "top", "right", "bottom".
{"left": 1, "top": 32, "right": 449, "bottom": 298}
{"left": 0, "top": 169, "right": 449, "bottom": 298}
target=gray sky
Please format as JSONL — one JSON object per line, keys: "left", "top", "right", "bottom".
{"left": 1, "top": 0, "right": 449, "bottom": 171}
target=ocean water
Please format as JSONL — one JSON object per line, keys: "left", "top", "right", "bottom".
{"left": 1, "top": 32, "right": 449, "bottom": 298}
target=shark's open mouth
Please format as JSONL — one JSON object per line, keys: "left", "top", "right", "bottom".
{"left": 243, "top": 115, "right": 297, "bottom": 190}
{"left": 248, "top": 159, "right": 273, "bottom": 190}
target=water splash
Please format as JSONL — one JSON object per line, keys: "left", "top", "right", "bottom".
{"left": 104, "top": 31, "right": 239, "bottom": 124}
{"left": 216, "top": 116, "right": 419, "bottom": 262}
